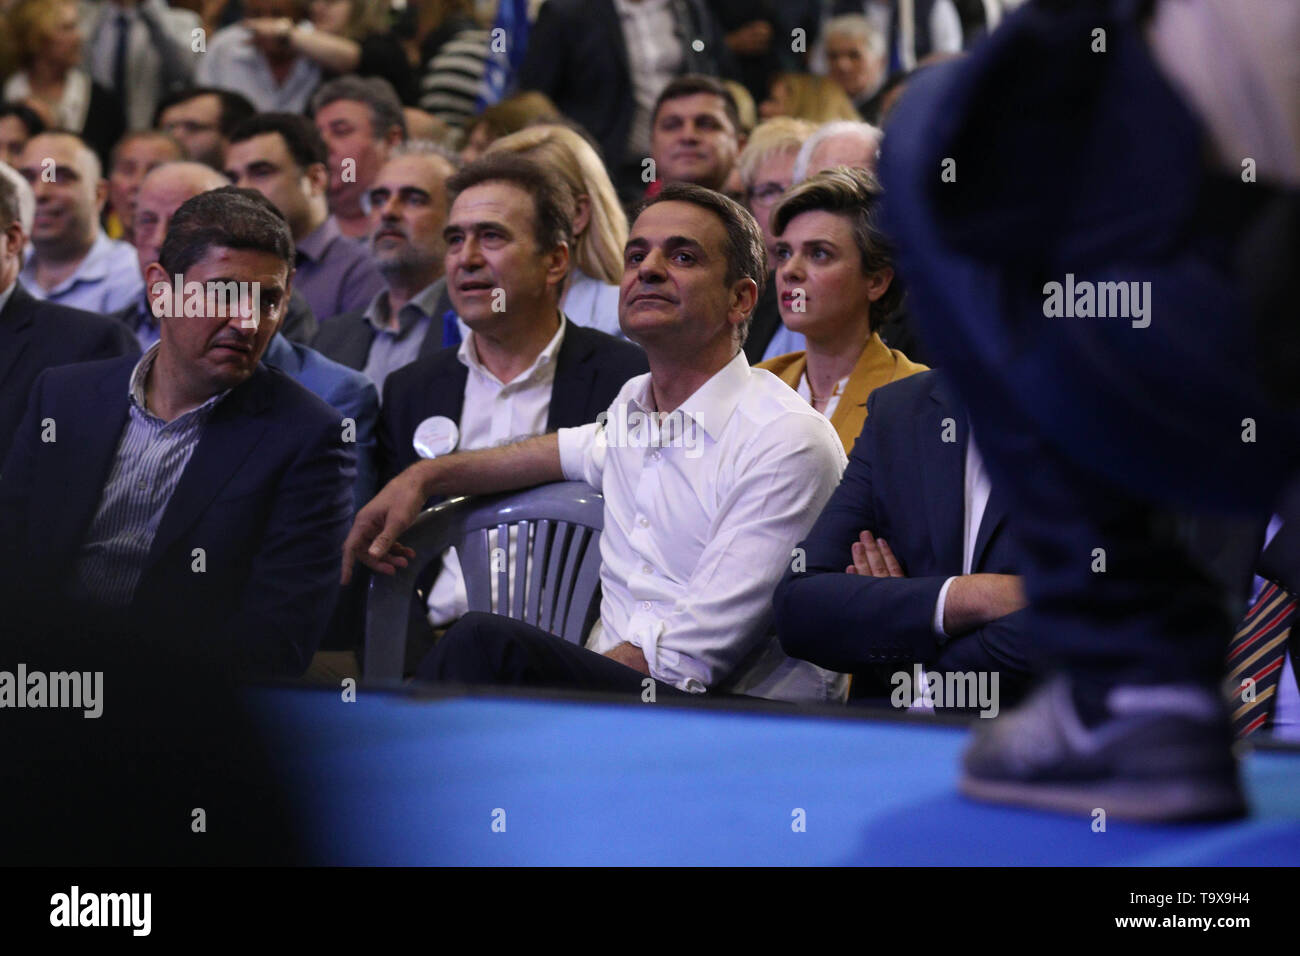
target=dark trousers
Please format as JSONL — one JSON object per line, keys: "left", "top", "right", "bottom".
{"left": 415, "top": 612, "right": 694, "bottom": 699}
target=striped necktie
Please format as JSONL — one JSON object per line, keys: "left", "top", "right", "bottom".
{"left": 1225, "top": 580, "right": 1299, "bottom": 737}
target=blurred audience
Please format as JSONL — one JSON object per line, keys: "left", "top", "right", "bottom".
{"left": 198, "top": 0, "right": 323, "bottom": 112}
{"left": 759, "top": 73, "right": 859, "bottom": 124}
{"left": 311, "top": 75, "right": 408, "bottom": 239}
{"left": 734, "top": 116, "right": 814, "bottom": 362}
{"left": 227, "top": 112, "right": 384, "bottom": 320}
{"left": 280, "top": 0, "right": 416, "bottom": 104}
{"left": 459, "top": 91, "right": 561, "bottom": 164}
{"left": 411, "top": 0, "right": 490, "bottom": 129}
{"left": 518, "top": 0, "right": 735, "bottom": 204}
{"left": 104, "top": 130, "right": 185, "bottom": 242}
{"left": 3, "top": 0, "right": 126, "bottom": 163}
{"left": 82, "top": 0, "right": 202, "bottom": 131}
{"left": 154, "top": 87, "right": 258, "bottom": 170}
{"left": 821, "top": 14, "right": 889, "bottom": 123}
{"left": 793, "top": 119, "right": 882, "bottom": 181}
{"left": 0, "top": 101, "right": 45, "bottom": 168}
{"left": 15, "top": 131, "right": 142, "bottom": 314}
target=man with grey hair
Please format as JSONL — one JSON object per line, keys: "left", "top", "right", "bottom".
{"left": 312, "top": 76, "right": 408, "bottom": 241}
{"left": 0, "top": 161, "right": 34, "bottom": 235}
{"left": 793, "top": 120, "right": 884, "bottom": 182}
{"left": 822, "top": 15, "right": 891, "bottom": 122}
{"left": 314, "top": 141, "right": 457, "bottom": 385}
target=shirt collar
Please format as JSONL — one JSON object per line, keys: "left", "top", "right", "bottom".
{"left": 128, "top": 341, "right": 229, "bottom": 422}
{"left": 364, "top": 279, "right": 443, "bottom": 337}
{"left": 627, "top": 350, "right": 749, "bottom": 442}
{"left": 458, "top": 311, "right": 567, "bottom": 384}
{"left": 0, "top": 281, "right": 16, "bottom": 317}
{"left": 295, "top": 215, "right": 340, "bottom": 264}
{"left": 24, "top": 231, "right": 118, "bottom": 293}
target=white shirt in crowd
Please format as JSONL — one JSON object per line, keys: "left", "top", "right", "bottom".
{"left": 426, "top": 314, "right": 569, "bottom": 625}
{"left": 561, "top": 267, "right": 624, "bottom": 340}
{"left": 796, "top": 370, "right": 850, "bottom": 421}
{"left": 932, "top": 435, "right": 991, "bottom": 634}
{"left": 558, "top": 352, "right": 850, "bottom": 702}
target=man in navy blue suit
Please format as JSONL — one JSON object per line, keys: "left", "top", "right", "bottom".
{"left": 0, "top": 173, "right": 139, "bottom": 464}
{"left": 0, "top": 186, "right": 356, "bottom": 680}
{"left": 878, "top": 0, "right": 1300, "bottom": 819}
{"left": 120, "top": 160, "right": 380, "bottom": 510}
{"left": 775, "top": 370, "right": 1036, "bottom": 710}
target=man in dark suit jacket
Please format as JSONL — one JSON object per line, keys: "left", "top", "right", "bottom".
{"left": 518, "top": 0, "right": 735, "bottom": 205}
{"left": 0, "top": 145, "right": 139, "bottom": 465}
{"left": 0, "top": 284, "right": 139, "bottom": 463}
{"left": 774, "top": 370, "right": 1036, "bottom": 706}
{"left": 0, "top": 186, "right": 355, "bottom": 680}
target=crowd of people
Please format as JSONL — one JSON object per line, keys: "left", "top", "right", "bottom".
{"left": 0, "top": 0, "right": 1295, "bottom": 826}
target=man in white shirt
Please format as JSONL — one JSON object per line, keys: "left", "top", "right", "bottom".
{"left": 344, "top": 183, "right": 848, "bottom": 702}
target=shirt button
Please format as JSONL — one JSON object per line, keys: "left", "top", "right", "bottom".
{"left": 641, "top": 601, "right": 651, "bottom": 610}
{"left": 651, "top": 450, "right": 662, "bottom": 461}
{"left": 637, "top": 516, "right": 649, "bottom": 528}
{"left": 137, "top": 480, "right": 146, "bottom": 490}
{"left": 642, "top": 564, "right": 652, "bottom": 574}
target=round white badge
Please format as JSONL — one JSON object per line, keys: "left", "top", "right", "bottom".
{"left": 413, "top": 416, "right": 459, "bottom": 459}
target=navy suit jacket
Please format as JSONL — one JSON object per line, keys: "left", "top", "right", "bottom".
{"left": 377, "top": 320, "right": 649, "bottom": 484}
{"left": 263, "top": 333, "right": 379, "bottom": 510}
{"left": 0, "top": 356, "right": 356, "bottom": 679}
{"left": 0, "top": 282, "right": 139, "bottom": 463}
{"left": 311, "top": 278, "right": 453, "bottom": 373}
{"left": 773, "top": 370, "right": 1036, "bottom": 698}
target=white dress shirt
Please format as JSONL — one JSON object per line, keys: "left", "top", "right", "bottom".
{"left": 932, "top": 435, "right": 992, "bottom": 634}
{"left": 796, "top": 370, "right": 849, "bottom": 421}
{"left": 561, "top": 267, "right": 624, "bottom": 339}
{"left": 557, "top": 353, "right": 850, "bottom": 702}
{"left": 426, "top": 315, "right": 568, "bottom": 625}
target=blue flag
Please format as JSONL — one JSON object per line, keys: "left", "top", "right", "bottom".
{"left": 477, "top": 0, "right": 531, "bottom": 112}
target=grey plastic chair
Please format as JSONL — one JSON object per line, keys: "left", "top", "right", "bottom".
{"left": 363, "top": 481, "right": 605, "bottom": 683}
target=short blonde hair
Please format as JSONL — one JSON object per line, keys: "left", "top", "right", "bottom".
{"left": 722, "top": 80, "right": 757, "bottom": 136}
{"left": 736, "top": 117, "right": 815, "bottom": 189}
{"left": 769, "top": 74, "right": 860, "bottom": 124}
{"left": 487, "top": 124, "right": 628, "bottom": 286}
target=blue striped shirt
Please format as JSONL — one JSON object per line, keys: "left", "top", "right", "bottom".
{"left": 70, "top": 344, "right": 229, "bottom": 607}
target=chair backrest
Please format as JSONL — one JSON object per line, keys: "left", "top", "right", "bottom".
{"left": 363, "top": 481, "right": 605, "bottom": 682}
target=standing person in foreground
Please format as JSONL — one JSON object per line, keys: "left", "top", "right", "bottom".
{"left": 344, "top": 183, "right": 848, "bottom": 702}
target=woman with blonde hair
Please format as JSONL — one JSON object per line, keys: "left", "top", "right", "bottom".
{"left": 2, "top": 0, "right": 123, "bottom": 162}
{"left": 487, "top": 123, "right": 628, "bottom": 339}
{"left": 759, "top": 73, "right": 859, "bottom": 125}
{"left": 461, "top": 92, "right": 562, "bottom": 162}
